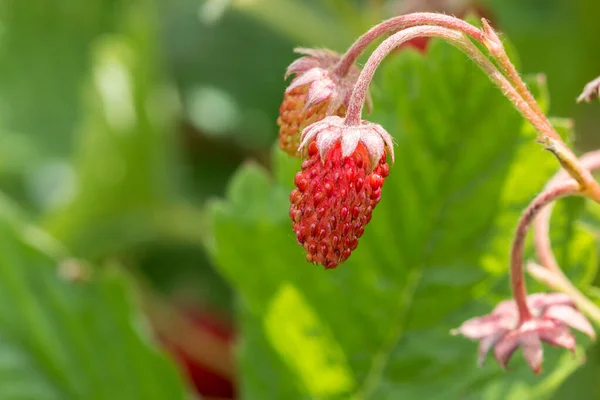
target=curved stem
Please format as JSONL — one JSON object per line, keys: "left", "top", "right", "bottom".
{"left": 532, "top": 150, "right": 600, "bottom": 325}
{"left": 528, "top": 261, "right": 600, "bottom": 326}
{"left": 336, "top": 14, "right": 600, "bottom": 202}
{"left": 480, "top": 19, "right": 551, "bottom": 138}
{"left": 334, "top": 12, "right": 483, "bottom": 76}
{"left": 454, "top": 39, "right": 556, "bottom": 140}
{"left": 344, "top": 25, "right": 543, "bottom": 130}
{"left": 335, "top": 14, "right": 600, "bottom": 200}
{"left": 534, "top": 150, "right": 600, "bottom": 273}
{"left": 511, "top": 181, "right": 581, "bottom": 324}
{"left": 480, "top": 20, "right": 600, "bottom": 203}
{"left": 345, "top": 26, "right": 462, "bottom": 125}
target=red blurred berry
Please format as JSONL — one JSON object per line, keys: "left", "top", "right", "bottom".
{"left": 161, "top": 308, "right": 236, "bottom": 399}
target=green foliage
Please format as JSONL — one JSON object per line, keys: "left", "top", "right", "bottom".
{"left": 549, "top": 342, "right": 600, "bottom": 399}
{"left": 208, "top": 39, "right": 597, "bottom": 398}
{"left": 43, "top": 1, "right": 180, "bottom": 258}
{"left": 0, "top": 196, "right": 187, "bottom": 399}
{"left": 0, "top": 0, "right": 121, "bottom": 158}
{"left": 0, "top": 0, "right": 599, "bottom": 398}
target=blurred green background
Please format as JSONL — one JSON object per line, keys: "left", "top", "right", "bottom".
{"left": 0, "top": 0, "right": 599, "bottom": 399}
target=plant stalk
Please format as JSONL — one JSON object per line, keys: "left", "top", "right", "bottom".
{"left": 335, "top": 12, "right": 483, "bottom": 76}
{"left": 511, "top": 181, "right": 580, "bottom": 323}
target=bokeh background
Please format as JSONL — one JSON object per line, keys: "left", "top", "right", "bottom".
{"left": 0, "top": 0, "right": 599, "bottom": 399}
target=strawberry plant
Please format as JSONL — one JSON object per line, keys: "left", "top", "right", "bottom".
{"left": 209, "top": 11, "right": 600, "bottom": 400}
{"left": 2, "top": 1, "right": 600, "bottom": 399}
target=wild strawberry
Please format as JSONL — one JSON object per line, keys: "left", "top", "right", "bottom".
{"left": 278, "top": 86, "right": 346, "bottom": 156}
{"left": 277, "top": 48, "right": 368, "bottom": 157}
{"left": 290, "top": 116, "right": 393, "bottom": 269}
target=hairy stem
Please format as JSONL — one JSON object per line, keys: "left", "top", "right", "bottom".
{"left": 480, "top": 20, "right": 600, "bottom": 203}
{"left": 529, "top": 261, "right": 600, "bottom": 326}
{"left": 334, "top": 12, "right": 483, "bottom": 76}
{"left": 344, "top": 25, "right": 544, "bottom": 131}
{"left": 512, "top": 181, "right": 581, "bottom": 323}
{"left": 345, "top": 26, "right": 463, "bottom": 125}
{"left": 532, "top": 150, "right": 600, "bottom": 324}
{"left": 338, "top": 14, "right": 600, "bottom": 201}
{"left": 535, "top": 150, "right": 600, "bottom": 272}
{"left": 480, "top": 19, "right": 552, "bottom": 138}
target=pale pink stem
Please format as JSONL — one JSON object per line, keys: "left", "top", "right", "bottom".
{"left": 334, "top": 12, "right": 483, "bottom": 76}
{"left": 534, "top": 150, "right": 600, "bottom": 273}
{"left": 480, "top": 19, "right": 555, "bottom": 141}
{"left": 345, "top": 26, "right": 464, "bottom": 125}
{"left": 480, "top": 20, "right": 600, "bottom": 203}
{"left": 344, "top": 25, "right": 541, "bottom": 130}
{"left": 528, "top": 150, "right": 600, "bottom": 325}
{"left": 512, "top": 181, "right": 581, "bottom": 323}
{"left": 336, "top": 15, "right": 599, "bottom": 200}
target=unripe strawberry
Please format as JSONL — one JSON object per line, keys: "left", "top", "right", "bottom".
{"left": 290, "top": 116, "right": 394, "bottom": 269}
{"left": 277, "top": 86, "right": 346, "bottom": 156}
{"left": 278, "top": 48, "right": 368, "bottom": 157}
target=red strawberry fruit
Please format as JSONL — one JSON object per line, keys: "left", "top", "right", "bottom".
{"left": 290, "top": 115, "right": 394, "bottom": 269}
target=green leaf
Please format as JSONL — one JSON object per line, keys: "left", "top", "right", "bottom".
{"left": 166, "top": 1, "right": 301, "bottom": 149}
{"left": 0, "top": 195, "right": 187, "bottom": 399}
{"left": 548, "top": 342, "right": 600, "bottom": 399}
{"left": 0, "top": 0, "right": 129, "bottom": 211}
{"left": 208, "top": 39, "right": 596, "bottom": 398}
{"left": 231, "top": 0, "right": 352, "bottom": 49}
{"left": 0, "top": 0, "right": 121, "bottom": 158}
{"left": 487, "top": 0, "right": 600, "bottom": 117}
{"left": 43, "top": 0, "right": 183, "bottom": 258}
